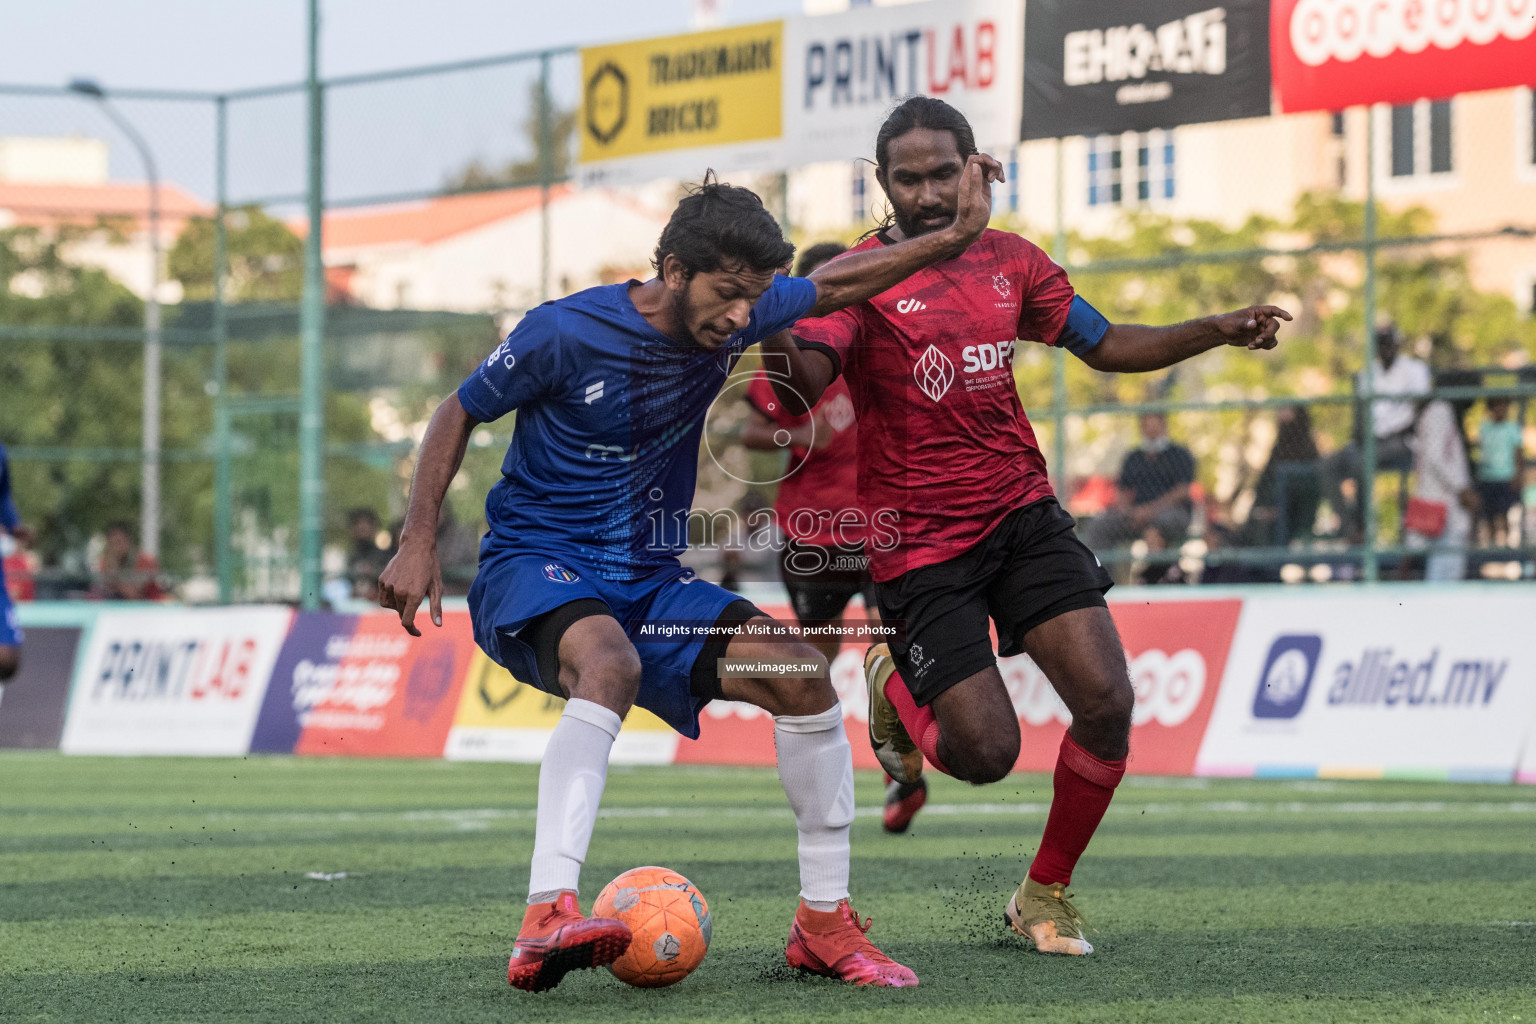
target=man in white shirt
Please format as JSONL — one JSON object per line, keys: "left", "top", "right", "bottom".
{"left": 1321, "top": 325, "right": 1431, "bottom": 540}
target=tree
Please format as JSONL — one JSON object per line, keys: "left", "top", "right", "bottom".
{"left": 443, "top": 81, "right": 576, "bottom": 193}
{"left": 167, "top": 206, "right": 303, "bottom": 303}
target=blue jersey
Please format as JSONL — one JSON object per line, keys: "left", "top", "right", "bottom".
{"left": 0, "top": 442, "right": 16, "bottom": 592}
{"left": 457, "top": 276, "right": 818, "bottom": 581}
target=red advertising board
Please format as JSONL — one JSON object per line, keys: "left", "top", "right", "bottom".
{"left": 1272, "top": 0, "right": 1536, "bottom": 112}
{"left": 674, "top": 598, "right": 1243, "bottom": 777}
{"left": 293, "top": 611, "right": 473, "bottom": 758}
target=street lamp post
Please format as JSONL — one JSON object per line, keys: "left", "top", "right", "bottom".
{"left": 68, "top": 79, "right": 162, "bottom": 561}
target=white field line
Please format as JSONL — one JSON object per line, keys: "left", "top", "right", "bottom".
{"left": 203, "top": 800, "right": 1536, "bottom": 828}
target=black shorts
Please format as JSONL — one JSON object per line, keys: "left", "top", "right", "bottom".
{"left": 520, "top": 597, "right": 764, "bottom": 704}
{"left": 875, "top": 498, "right": 1113, "bottom": 707}
{"left": 779, "top": 539, "right": 878, "bottom": 625}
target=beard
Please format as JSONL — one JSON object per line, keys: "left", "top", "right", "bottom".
{"left": 890, "top": 201, "right": 955, "bottom": 239}
{"left": 669, "top": 285, "right": 706, "bottom": 348}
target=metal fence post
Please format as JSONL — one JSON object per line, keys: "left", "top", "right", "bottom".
{"left": 299, "top": 0, "right": 326, "bottom": 608}
{"left": 1050, "top": 137, "right": 1069, "bottom": 497}
{"left": 538, "top": 50, "right": 553, "bottom": 304}
{"left": 213, "top": 94, "right": 233, "bottom": 603}
{"left": 1361, "top": 107, "right": 1380, "bottom": 582}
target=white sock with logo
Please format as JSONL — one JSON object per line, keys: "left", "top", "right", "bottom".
{"left": 526, "top": 697, "right": 623, "bottom": 903}
{"left": 774, "top": 702, "right": 855, "bottom": 911}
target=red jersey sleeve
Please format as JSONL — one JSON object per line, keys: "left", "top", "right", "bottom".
{"left": 1012, "top": 237, "right": 1076, "bottom": 346}
{"left": 744, "top": 370, "right": 802, "bottom": 428}
{"left": 790, "top": 305, "right": 861, "bottom": 379}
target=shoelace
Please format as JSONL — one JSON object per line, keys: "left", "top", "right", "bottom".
{"left": 1050, "top": 891, "right": 1093, "bottom": 938}
{"left": 837, "top": 905, "right": 896, "bottom": 962}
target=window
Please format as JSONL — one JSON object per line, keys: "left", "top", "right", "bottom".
{"left": 1089, "top": 131, "right": 1173, "bottom": 207}
{"left": 1330, "top": 111, "right": 1345, "bottom": 137}
{"left": 1006, "top": 154, "right": 1019, "bottom": 213}
{"left": 1088, "top": 135, "right": 1121, "bottom": 206}
{"left": 851, "top": 161, "right": 866, "bottom": 222}
{"left": 1387, "top": 99, "right": 1454, "bottom": 179}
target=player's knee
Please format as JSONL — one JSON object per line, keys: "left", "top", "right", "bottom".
{"left": 766, "top": 646, "right": 834, "bottom": 717}
{"left": 948, "top": 726, "right": 1019, "bottom": 785}
{"left": 564, "top": 640, "right": 641, "bottom": 713}
{"left": 1080, "top": 676, "right": 1134, "bottom": 734}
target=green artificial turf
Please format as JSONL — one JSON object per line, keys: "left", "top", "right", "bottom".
{"left": 1, "top": 752, "right": 1532, "bottom": 1023}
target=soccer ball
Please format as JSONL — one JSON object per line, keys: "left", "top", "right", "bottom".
{"left": 592, "top": 866, "right": 711, "bottom": 988}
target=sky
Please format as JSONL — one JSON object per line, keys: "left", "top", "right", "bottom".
{"left": 0, "top": 0, "right": 804, "bottom": 205}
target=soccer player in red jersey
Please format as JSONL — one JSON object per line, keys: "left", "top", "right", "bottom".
{"left": 764, "top": 97, "right": 1289, "bottom": 956}
{"left": 743, "top": 243, "right": 927, "bottom": 835}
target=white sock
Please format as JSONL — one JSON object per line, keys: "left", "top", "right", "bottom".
{"left": 526, "top": 697, "right": 622, "bottom": 902}
{"left": 774, "top": 702, "right": 855, "bottom": 908}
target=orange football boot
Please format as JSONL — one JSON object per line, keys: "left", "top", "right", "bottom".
{"left": 785, "top": 899, "right": 919, "bottom": 987}
{"left": 507, "top": 891, "right": 632, "bottom": 992}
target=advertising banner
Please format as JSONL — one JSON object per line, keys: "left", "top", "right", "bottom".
{"left": 1022, "top": 0, "right": 1272, "bottom": 139}
{"left": 578, "top": 21, "right": 786, "bottom": 186}
{"left": 1272, "top": 0, "right": 1536, "bottom": 112}
{"left": 60, "top": 607, "right": 292, "bottom": 756}
{"left": 782, "top": 0, "right": 1025, "bottom": 163}
{"left": 0, "top": 626, "right": 81, "bottom": 749}
{"left": 674, "top": 598, "right": 1241, "bottom": 775}
{"left": 444, "top": 651, "right": 679, "bottom": 764}
{"left": 278, "top": 612, "right": 472, "bottom": 758}
{"left": 1196, "top": 590, "right": 1536, "bottom": 780}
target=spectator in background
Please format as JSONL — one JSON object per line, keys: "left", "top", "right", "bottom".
{"left": 1246, "top": 404, "right": 1322, "bottom": 547}
{"left": 1405, "top": 398, "right": 1478, "bottom": 581}
{"left": 347, "top": 508, "right": 392, "bottom": 600}
{"left": 1086, "top": 412, "right": 1197, "bottom": 554}
{"left": 1475, "top": 397, "right": 1524, "bottom": 546}
{"left": 434, "top": 503, "right": 481, "bottom": 597}
{"left": 1321, "top": 325, "right": 1430, "bottom": 540}
{"left": 93, "top": 521, "right": 163, "bottom": 601}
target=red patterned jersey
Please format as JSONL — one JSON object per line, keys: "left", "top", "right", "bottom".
{"left": 793, "top": 228, "right": 1094, "bottom": 582}
{"left": 745, "top": 371, "right": 863, "bottom": 548}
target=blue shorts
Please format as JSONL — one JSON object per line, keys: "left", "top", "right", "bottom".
{"left": 468, "top": 551, "right": 747, "bottom": 738}
{"left": 0, "top": 588, "right": 21, "bottom": 647}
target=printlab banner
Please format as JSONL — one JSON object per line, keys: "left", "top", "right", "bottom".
{"left": 1022, "top": 0, "right": 1272, "bottom": 139}
{"left": 578, "top": 20, "right": 786, "bottom": 186}
{"left": 1196, "top": 590, "right": 1536, "bottom": 781}
{"left": 60, "top": 607, "right": 292, "bottom": 756}
{"left": 782, "top": 0, "right": 1024, "bottom": 163}
{"left": 1272, "top": 0, "right": 1536, "bottom": 113}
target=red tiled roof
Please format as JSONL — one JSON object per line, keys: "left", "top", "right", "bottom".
{"left": 312, "top": 183, "right": 576, "bottom": 250}
{"left": 0, "top": 181, "right": 210, "bottom": 229}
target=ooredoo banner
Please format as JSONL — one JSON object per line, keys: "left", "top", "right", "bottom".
{"left": 783, "top": 0, "right": 1024, "bottom": 162}
{"left": 1195, "top": 590, "right": 1536, "bottom": 780}
{"left": 60, "top": 607, "right": 292, "bottom": 756}
{"left": 675, "top": 597, "right": 1241, "bottom": 774}
{"left": 1272, "top": 0, "right": 1536, "bottom": 112}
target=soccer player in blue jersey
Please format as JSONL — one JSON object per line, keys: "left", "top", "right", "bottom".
{"left": 379, "top": 163, "right": 1001, "bottom": 992}
{"left": 0, "top": 441, "right": 32, "bottom": 682}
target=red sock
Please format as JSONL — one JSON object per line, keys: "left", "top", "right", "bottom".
{"left": 1027, "top": 732, "right": 1126, "bottom": 886}
{"left": 882, "top": 669, "right": 950, "bottom": 776}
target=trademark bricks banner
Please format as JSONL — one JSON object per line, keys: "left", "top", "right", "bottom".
{"left": 1272, "top": 0, "right": 1536, "bottom": 113}
{"left": 1022, "top": 0, "right": 1272, "bottom": 139}
{"left": 60, "top": 607, "right": 292, "bottom": 756}
{"left": 1196, "top": 590, "right": 1536, "bottom": 781}
{"left": 781, "top": 0, "right": 1024, "bottom": 164}
{"left": 444, "top": 650, "right": 678, "bottom": 764}
{"left": 578, "top": 20, "right": 786, "bottom": 186}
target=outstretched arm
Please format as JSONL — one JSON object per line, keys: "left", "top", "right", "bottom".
{"left": 378, "top": 392, "right": 477, "bottom": 635}
{"left": 1080, "top": 305, "right": 1292, "bottom": 374}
